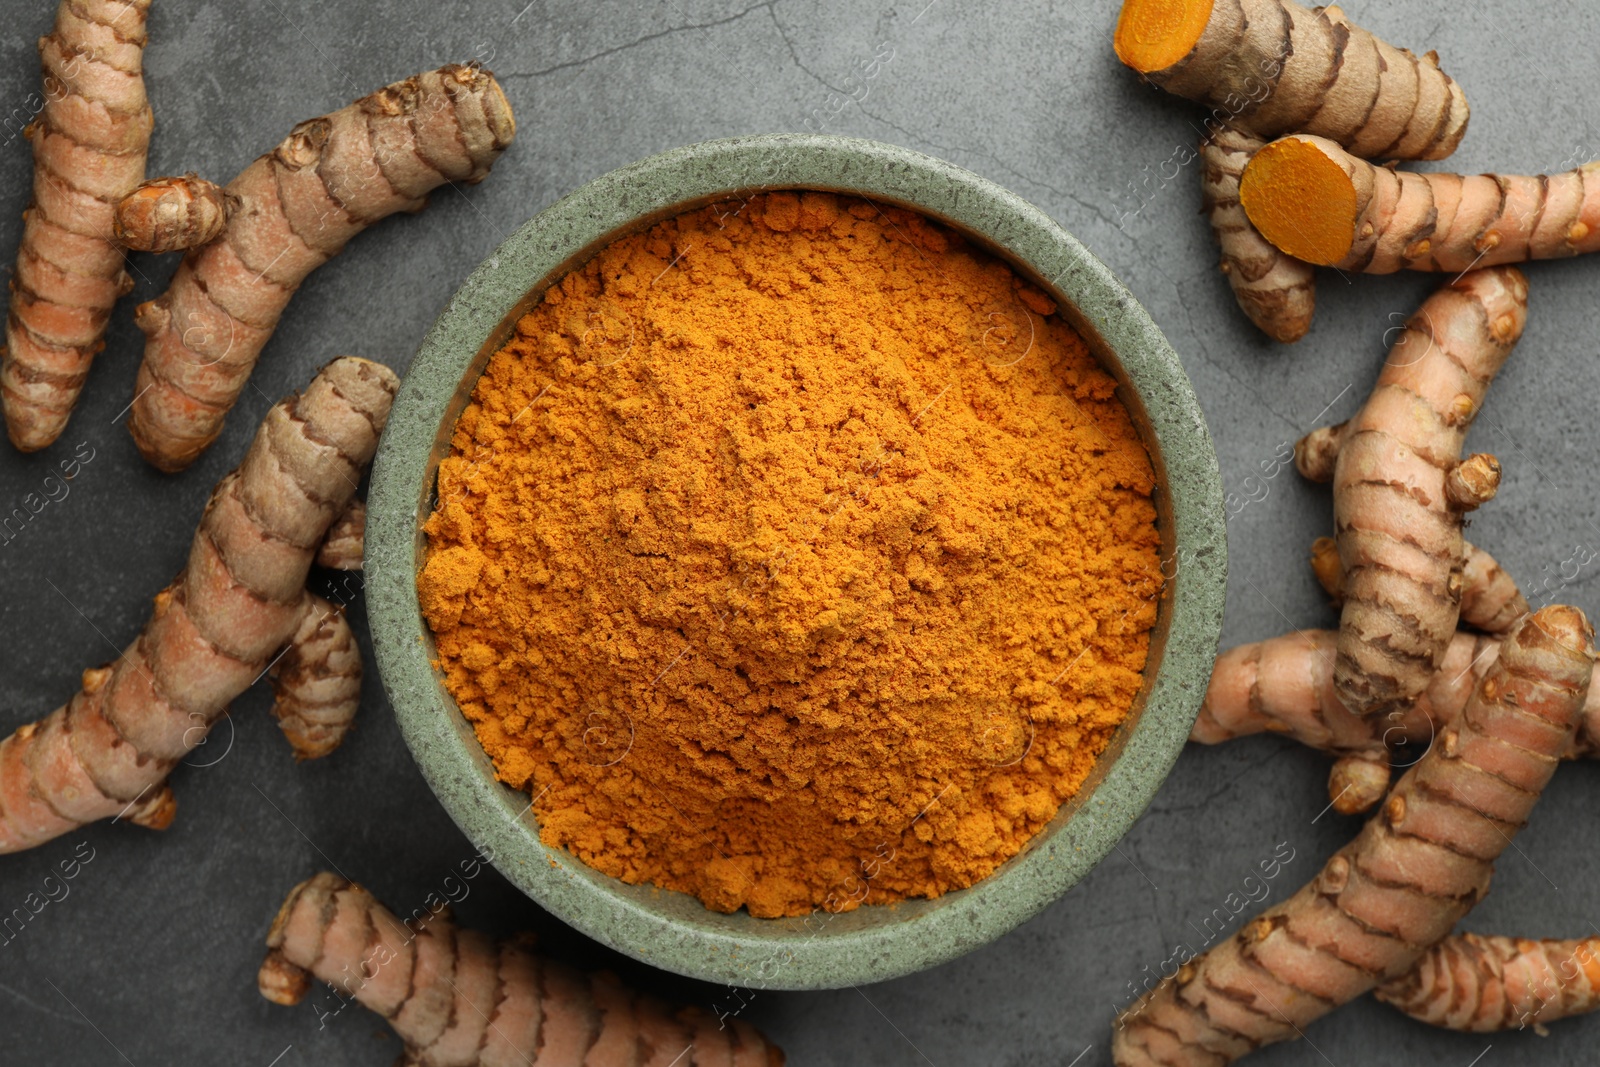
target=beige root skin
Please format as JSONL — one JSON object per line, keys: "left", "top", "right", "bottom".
{"left": 2, "top": 0, "right": 153, "bottom": 452}
{"left": 1311, "top": 268, "right": 1527, "bottom": 716}
{"left": 1327, "top": 752, "right": 1389, "bottom": 815}
{"left": 128, "top": 64, "right": 515, "bottom": 472}
{"left": 1241, "top": 134, "right": 1600, "bottom": 271}
{"left": 0, "top": 358, "right": 396, "bottom": 853}
{"left": 1115, "top": 607, "right": 1595, "bottom": 1066}
{"left": 261, "top": 872, "right": 787, "bottom": 1067}
{"left": 1200, "top": 124, "right": 1316, "bottom": 342}
{"left": 1461, "top": 542, "right": 1532, "bottom": 634}
{"left": 113, "top": 174, "right": 232, "bottom": 253}
{"left": 1311, "top": 537, "right": 1530, "bottom": 636}
{"left": 269, "top": 597, "right": 362, "bottom": 761}
{"left": 1114, "top": 0, "right": 1470, "bottom": 159}
{"left": 1378, "top": 933, "right": 1600, "bottom": 1033}
{"left": 1294, "top": 421, "right": 1347, "bottom": 483}
{"left": 1191, "top": 628, "right": 1600, "bottom": 757}
{"left": 314, "top": 498, "right": 365, "bottom": 571}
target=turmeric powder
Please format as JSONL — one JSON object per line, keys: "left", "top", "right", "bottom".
{"left": 419, "top": 191, "right": 1162, "bottom": 918}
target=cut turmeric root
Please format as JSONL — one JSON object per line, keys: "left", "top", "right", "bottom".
{"left": 1378, "top": 932, "right": 1600, "bottom": 1033}
{"left": 2, "top": 0, "right": 153, "bottom": 452}
{"left": 1240, "top": 134, "right": 1600, "bottom": 271}
{"left": 1303, "top": 267, "right": 1525, "bottom": 717}
{"left": 1113, "top": 0, "right": 1469, "bottom": 159}
{"left": 1114, "top": 606, "right": 1595, "bottom": 1065}
{"left": 126, "top": 64, "right": 514, "bottom": 472}
{"left": 0, "top": 358, "right": 395, "bottom": 853}
{"left": 1200, "top": 124, "right": 1316, "bottom": 341}
{"left": 260, "top": 872, "right": 786, "bottom": 1067}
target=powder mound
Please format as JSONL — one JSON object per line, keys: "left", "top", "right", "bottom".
{"left": 421, "top": 192, "right": 1163, "bottom": 917}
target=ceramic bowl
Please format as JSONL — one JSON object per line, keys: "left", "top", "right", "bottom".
{"left": 367, "top": 133, "right": 1225, "bottom": 990}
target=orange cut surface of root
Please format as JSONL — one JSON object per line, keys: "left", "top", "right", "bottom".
{"left": 1114, "top": 0, "right": 1216, "bottom": 72}
{"left": 1239, "top": 136, "right": 1359, "bottom": 264}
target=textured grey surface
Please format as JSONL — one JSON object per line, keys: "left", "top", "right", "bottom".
{"left": 365, "top": 132, "right": 1226, "bottom": 989}
{"left": 0, "top": 0, "right": 1595, "bottom": 1064}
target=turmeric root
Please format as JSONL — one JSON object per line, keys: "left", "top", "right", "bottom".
{"left": 1377, "top": 932, "right": 1600, "bottom": 1033}
{"left": 268, "top": 599, "right": 362, "bottom": 761}
{"left": 1305, "top": 267, "right": 1525, "bottom": 717}
{"left": 315, "top": 498, "right": 365, "bottom": 571}
{"left": 1192, "top": 628, "right": 1600, "bottom": 758}
{"left": 260, "top": 871, "right": 786, "bottom": 1067}
{"left": 0, "top": 358, "right": 396, "bottom": 853}
{"left": 113, "top": 173, "right": 231, "bottom": 253}
{"left": 1200, "top": 124, "right": 1316, "bottom": 341}
{"left": 2, "top": 0, "right": 153, "bottom": 452}
{"left": 127, "top": 64, "right": 515, "bottom": 472}
{"left": 1113, "top": 0, "right": 1469, "bottom": 160}
{"left": 1195, "top": 630, "right": 1475, "bottom": 748}
{"left": 1114, "top": 606, "right": 1596, "bottom": 1065}
{"left": 1240, "top": 134, "right": 1600, "bottom": 271}
{"left": 1310, "top": 536, "right": 1530, "bottom": 635}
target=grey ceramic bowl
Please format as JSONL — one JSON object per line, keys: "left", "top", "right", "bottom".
{"left": 367, "top": 133, "right": 1225, "bottom": 991}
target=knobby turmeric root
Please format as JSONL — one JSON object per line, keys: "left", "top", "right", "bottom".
{"left": 126, "top": 64, "right": 515, "bottom": 472}
{"left": 0, "top": 358, "right": 396, "bottom": 853}
{"left": 314, "top": 497, "right": 365, "bottom": 571}
{"left": 1200, "top": 124, "right": 1316, "bottom": 341}
{"left": 1193, "top": 626, "right": 1600, "bottom": 816}
{"left": 1114, "top": 606, "right": 1596, "bottom": 1066}
{"left": 1377, "top": 932, "right": 1600, "bottom": 1033}
{"left": 1194, "top": 627, "right": 1600, "bottom": 756}
{"left": 113, "top": 173, "right": 231, "bottom": 253}
{"left": 2, "top": 0, "right": 153, "bottom": 452}
{"left": 260, "top": 872, "right": 786, "bottom": 1067}
{"left": 1240, "top": 134, "right": 1600, "bottom": 271}
{"left": 1303, "top": 267, "right": 1526, "bottom": 717}
{"left": 1113, "top": 0, "right": 1470, "bottom": 159}
{"left": 1310, "top": 536, "right": 1530, "bottom": 636}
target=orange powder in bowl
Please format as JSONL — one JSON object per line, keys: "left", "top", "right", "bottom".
{"left": 418, "top": 191, "right": 1163, "bottom": 918}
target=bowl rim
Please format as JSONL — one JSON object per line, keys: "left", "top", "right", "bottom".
{"left": 367, "top": 132, "right": 1226, "bottom": 990}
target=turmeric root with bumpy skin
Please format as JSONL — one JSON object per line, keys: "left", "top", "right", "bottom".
{"left": 1192, "top": 628, "right": 1600, "bottom": 757}
{"left": 1308, "top": 267, "right": 1525, "bottom": 717}
{"left": 1240, "top": 134, "right": 1600, "bottom": 272}
{"left": 1325, "top": 751, "right": 1389, "bottom": 815}
{"left": 1115, "top": 606, "right": 1595, "bottom": 1066}
{"left": 1310, "top": 536, "right": 1530, "bottom": 635}
{"left": 127, "top": 64, "right": 515, "bottom": 472}
{"left": 113, "top": 173, "right": 232, "bottom": 253}
{"left": 315, "top": 498, "right": 365, "bottom": 571}
{"left": 1201, "top": 125, "right": 1316, "bottom": 341}
{"left": 2, "top": 0, "right": 153, "bottom": 452}
{"left": 268, "top": 598, "right": 362, "bottom": 761}
{"left": 1293, "top": 420, "right": 1347, "bottom": 483}
{"left": 0, "top": 358, "right": 396, "bottom": 853}
{"left": 1113, "top": 0, "right": 1469, "bottom": 159}
{"left": 1377, "top": 932, "right": 1600, "bottom": 1033}
{"left": 1196, "top": 622, "right": 1591, "bottom": 815}
{"left": 260, "top": 872, "right": 787, "bottom": 1067}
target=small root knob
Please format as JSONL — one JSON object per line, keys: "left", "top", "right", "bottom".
{"left": 1446, "top": 453, "right": 1501, "bottom": 511}
{"left": 1329, "top": 754, "right": 1390, "bottom": 815}
{"left": 258, "top": 950, "right": 312, "bottom": 1006}
{"left": 1295, "top": 422, "right": 1347, "bottom": 483}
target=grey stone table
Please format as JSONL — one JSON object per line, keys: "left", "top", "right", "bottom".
{"left": 1, "top": 1, "right": 1595, "bottom": 1064}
